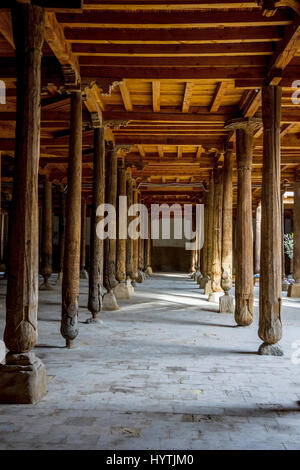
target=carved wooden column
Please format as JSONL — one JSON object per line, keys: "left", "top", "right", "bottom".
{"left": 254, "top": 202, "right": 261, "bottom": 276}
{"left": 79, "top": 198, "right": 88, "bottom": 279}
{"left": 126, "top": 168, "right": 134, "bottom": 289}
{"left": 40, "top": 180, "right": 53, "bottom": 290}
{"left": 219, "top": 147, "right": 234, "bottom": 313}
{"left": 132, "top": 186, "right": 139, "bottom": 283}
{"left": 0, "top": 2, "right": 47, "bottom": 404}
{"left": 281, "top": 185, "right": 289, "bottom": 291}
{"left": 61, "top": 90, "right": 82, "bottom": 348}
{"left": 189, "top": 249, "right": 196, "bottom": 275}
{"left": 115, "top": 156, "right": 131, "bottom": 299}
{"left": 225, "top": 117, "right": 260, "bottom": 326}
{"left": 288, "top": 177, "right": 300, "bottom": 297}
{"left": 87, "top": 126, "right": 105, "bottom": 321}
{"left": 56, "top": 188, "right": 66, "bottom": 285}
{"left": 137, "top": 191, "right": 145, "bottom": 283}
{"left": 208, "top": 168, "right": 223, "bottom": 302}
{"left": 145, "top": 211, "right": 152, "bottom": 276}
{"left": 204, "top": 172, "right": 214, "bottom": 294}
{"left": 259, "top": 85, "right": 283, "bottom": 355}
{"left": 103, "top": 141, "right": 119, "bottom": 310}
{"left": 194, "top": 210, "right": 202, "bottom": 283}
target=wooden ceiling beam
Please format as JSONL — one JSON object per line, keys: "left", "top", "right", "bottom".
{"left": 158, "top": 145, "right": 164, "bottom": 158}
{"left": 209, "top": 81, "right": 228, "bottom": 113}
{"left": 44, "top": 12, "right": 80, "bottom": 86}
{"left": 182, "top": 82, "right": 194, "bottom": 113}
{"left": 65, "top": 26, "right": 283, "bottom": 43}
{"left": 58, "top": 10, "right": 293, "bottom": 27}
{"left": 119, "top": 81, "right": 133, "bottom": 111}
{"left": 82, "top": 1, "right": 259, "bottom": 11}
{"left": 152, "top": 80, "right": 160, "bottom": 112}
{"left": 137, "top": 145, "right": 145, "bottom": 158}
{"left": 0, "top": 11, "right": 14, "bottom": 49}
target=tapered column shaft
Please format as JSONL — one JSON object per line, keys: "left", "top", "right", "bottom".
{"left": 88, "top": 127, "right": 105, "bottom": 318}
{"left": 132, "top": 188, "right": 139, "bottom": 281}
{"left": 292, "top": 181, "right": 300, "bottom": 284}
{"left": 259, "top": 85, "right": 283, "bottom": 351}
{"left": 206, "top": 174, "right": 215, "bottom": 280}
{"left": 61, "top": 91, "right": 82, "bottom": 347}
{"left": 221, "top": 149, "right": 233, "bottom": 293}
{"left": 255, "top": 202, "right": 261, "bottom": 275}
{"left": 235, "top": 127, "right": 254, "bottom": 326}
{"left": 4, "top": 3, "right": 45, "bottom": 353}
{"left": 40, "top": 181, "right": 53, "bottom": 288}
{"left": 104, "top": 142, "right": 118, "bottom": 290}
{"left": 80, "top": 199, "right": 87, "bottom": 273}
{"left": 126, "top": 169, "right": 133, "bottom": 280}
{"left": 138, "top": 192, "right": 144, "bottom": 273}
{"left": 211, "top": 168, "right": 223, "bottom": 292}
{"left": 116, "top": 159, "right": 127, "bottom": 282}
{"left": 202, "top": 194, "right": 209, "bottom": 278}
{"left": 57, "top": 189, "right": 66, "bottom": 283}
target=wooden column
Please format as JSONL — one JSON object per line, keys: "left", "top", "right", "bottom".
{"left": 132, "top": 187, "right": 139, "bottom": 283}
{"left": 220, "top": 148, "right": 234, "bottom": 313}
{"left": 104, "top": 142, "right": 119, "bottom": 290}
{"left": 255, "top": 202, "right": 262, "bottom": 275}
{"left": 87, "top": 126, "right": 105, "bottom": 321}
{"left": 126, "top": 168, "right": 134, "bottom": 282}
{"left": 226, "top": 117, "right": 260, "bottom": 326}
{"left": 0, "top": 3, "right": 47, "bottom": 404}
{"left": 204, "top": 172, "right": 214, "bottom": 294}
{"left": 80, "top": 198, "right": 88, "bottom": 279}
{"left": 115, "top": 157, "right": 131, "bottom": 299}
{"left": 259, "top": 85, "right": 283, "bottom": 355}
{"left": 40, "top": 180, "right": 53, "bottom": 290}
{"left": 288, "top": 179, "right": 300, "bottom": 296}
{"left": 145, "top": 212, "right": 152, "bottom": 276}
{"left": 61, "top": 91, "right": 82, "bottom": 348}
{"left": 56, "top": 188, "right": 66, "bottom": 285}
{"left": 281, "top": 186, "right": 289, "bottom": 291}
{"left": 103, "top": 142, "right": 119, "bottom": 310}
{"left": 208, "top": 168, "right": 223, "bottom": 301}
{"left": 137, "top": 191, "right": 145, "bottom": 283}
{"left": 199, "top": 194, "right": 209, "bottom": 289}
{"left": 189, "top": 248, "right": 196, "bottom": 275}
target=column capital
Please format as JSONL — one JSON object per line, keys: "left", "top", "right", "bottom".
{"left": 225, "top": 117, "right": 262, "bottom": 132}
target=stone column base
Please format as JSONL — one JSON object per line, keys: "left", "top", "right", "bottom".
{"left": 39, "top": 281, "right": 53, "bottom": 291}
{"left": 258, "top": 342, "right": 284, "bottom": 356}
{"left": 0, "top": 352, "right": 47, "bottom": 404}
{"left": 80, "top": 269, "right": 89, "bottom": 280}
{"left": 56, "top": 272, "right": 63, "bottom": 285}
{"left": 146, "top": 266, "right": 152, "bottom": 276}
{"left": 199, "top": 276, "right": 208, "bottom": 289}
{"left": 204, "top": 279, "right": 212, "bottom": 295}
{"left": 114, "top": 281, "right": 131, "bottom": 300}
{"left": 219, "top": 294, "right": 234, "bottom": 313}
{"left": 196, "top": 274, "right": 203, "bottom": 285}
{"left": 287, "top": 283, "right": 300, "bottom": 298}
{"left": 136, "top": 270, "right": 145, "bottom": 283}
{"left": 102, "top": 291, "right": 120, "bottom": 311}
{"left": 208, "top": 291, "right": 224, "bottom": 303}
{"left": 282, "top": 280, "right": 289, "bottom": 292}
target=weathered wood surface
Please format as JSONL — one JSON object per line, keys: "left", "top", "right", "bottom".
{"left": 211, "top": 168, "right": 223, "bottom": 293}
{"left": 88, "top": 127, "right": 105, "bottom": 319}
{"left": 126, "top": 168, "right": 134, "bottom": 280}
{"left": 259, "top": 85, "right": 283, "bottom": 348}
{"left": 132, "top": 188, "right": 139, "bottom": 282}
{"left": 255, "top": 202, "right": 261, "bottom": 275}
{"left": 4, "top": 3, "right": 45, "bottom": 354}
{"left": 80, "top": 198, "right": 88, "bottom": 278}
{"left": 116, "top": 158, "right": 127, "bottom": 283}
{"left": 61, "top": 91, "right": 82, "bottom": 348}
{"left": 56, "top": 188, "right": 66, "bottom": 284}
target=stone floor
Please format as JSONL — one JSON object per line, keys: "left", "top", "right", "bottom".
{"left": 0, "top": 272, "right": 299, "bottom": 450}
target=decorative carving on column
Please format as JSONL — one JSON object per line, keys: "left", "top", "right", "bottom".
{"left": 258, "top": 85, "right": 283, "bottom": 355}
{"left": 0, "top": 3, "right": 47, "bottom": 404}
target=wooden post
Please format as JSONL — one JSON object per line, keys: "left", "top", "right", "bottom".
{"left": 80, "top": 198, "right": 88, "bottom": 279}
{"left": 56, "top": 188, "right": 66, "bottom": 285}
{"left": 281, "top": 188, "right": 289, "bottom": 291}
{"left": 288, "top": 179, "right": 300, "bottom": 296}
{"left": 103, "top": 142, "right": 119, "bottom": 310}
{"left": 132, "top": 187, "right": 139, "bottom": 283}
{"left": 189, "top": 248, "right": 196, "bottom": 275}
{"left": 225, "top": 117, "right": 261, "bottom": 326}
{"left": 137, "top": 191, "right": 145, "bottom": 283}
{"left": 0, "top": 2, "right": 47, "bottom": 404}
{"left": 114, "top": 157, "right": 131, "bottom": 299}
{"left": 145, "top": 211, "right": 152, "bottom": 276}
{"left": 199, "top": 194, "right": 209, "bottom": 289}
{"left": 219, "top": 148, "right": 234, "bottom": 313}
{"left": 126, "top": 168, "right": 134, "bottom": 283}
{"left": 254, "top": 202, "right": 262, "bottom": 275}
{"left": 259, "top": 85, "right": 283, "bottom": 355}
{"left": 40, "top": 180, "right": 53, "bottom": 290}
{"left": 204, "top": 172, "right": 214, "bottom": 294}
{"left": 87, "top": 126, "right": 105, "bottom": 321}
{"left": 61, "top": 91, "right": 82, "bottom": 348}
{"left": 208, "top": 168, "right": 223, "bottom": 301}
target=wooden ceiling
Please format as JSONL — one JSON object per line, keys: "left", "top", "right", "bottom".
{"left": 1, "top": 0, "right": 300, "bottom": 207}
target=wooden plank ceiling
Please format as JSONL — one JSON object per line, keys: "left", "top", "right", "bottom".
{"left": 1, "top": 0, "right": 300, "bottom": 207}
